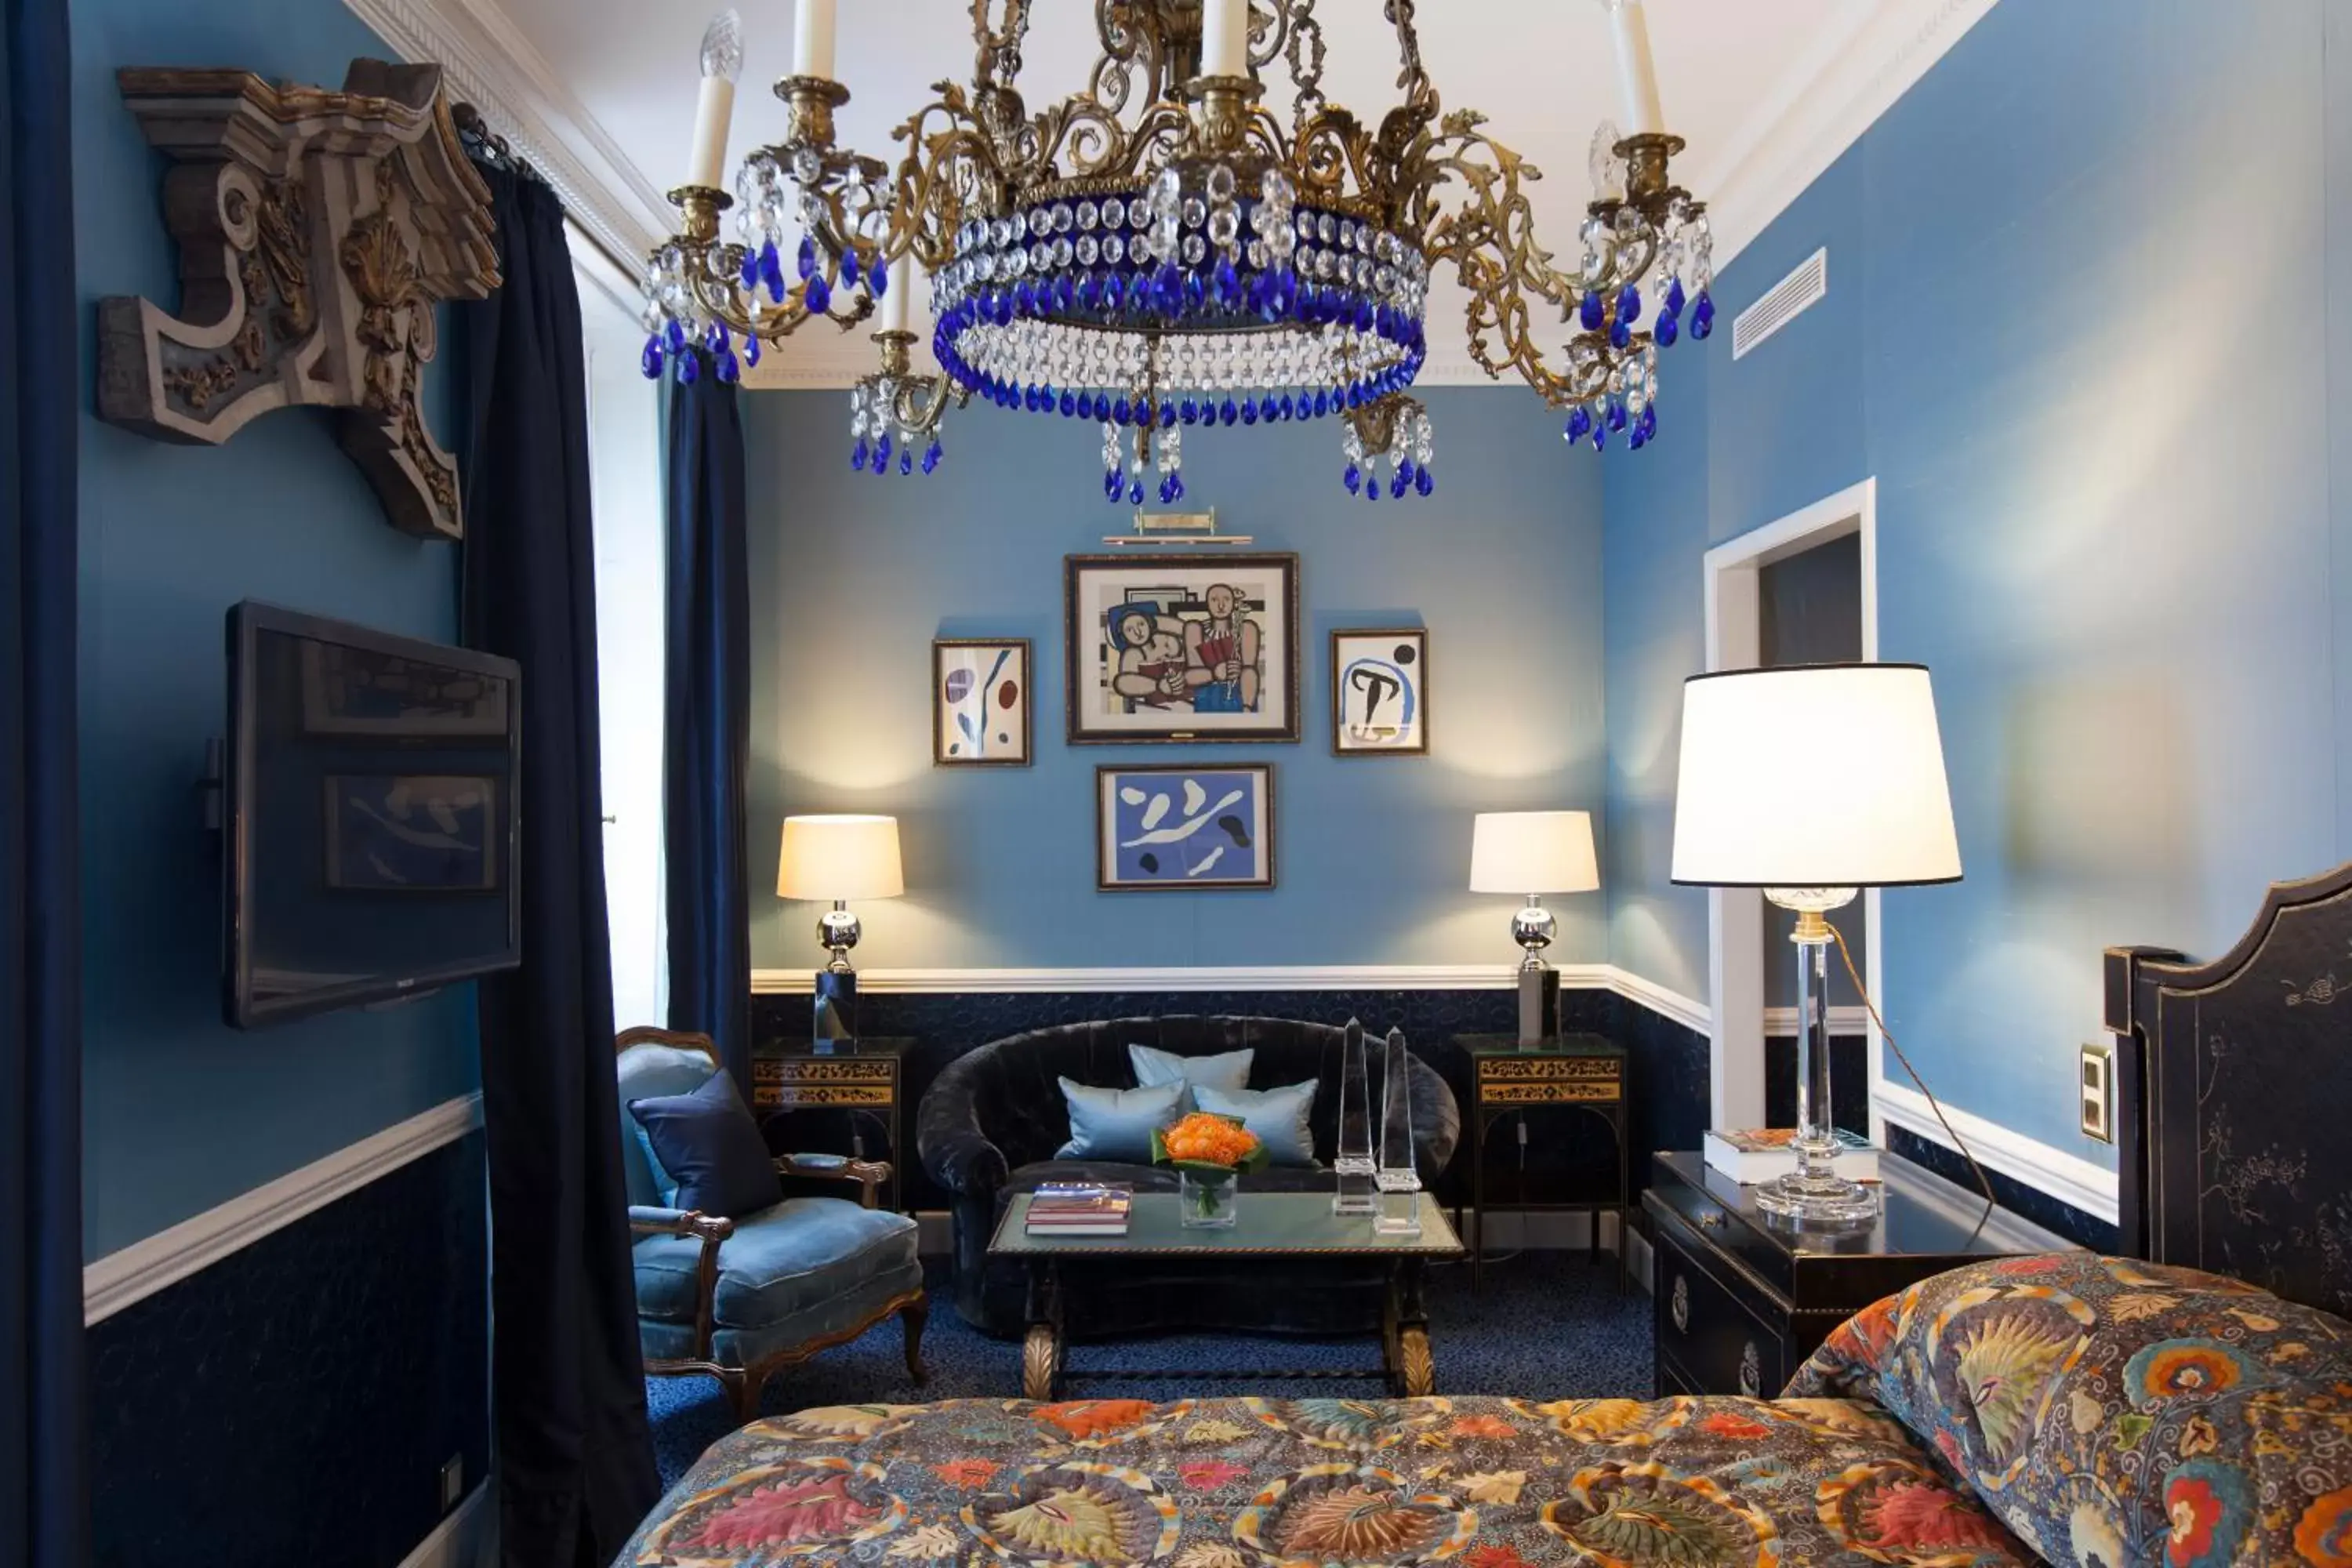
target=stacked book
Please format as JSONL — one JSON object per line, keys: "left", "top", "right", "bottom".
{"left": 1024, "top": 1182, "right": 1134, "bottom": 1236}
{"left": 1703, "top": 1127, "right": 1881, "bottom": 1185}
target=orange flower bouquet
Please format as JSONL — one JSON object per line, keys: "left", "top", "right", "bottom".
{"left": 1152, "top": 1111, "right": 1268, "bottom": 1229}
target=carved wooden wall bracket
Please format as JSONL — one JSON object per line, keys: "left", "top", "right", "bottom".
{"left": 96, "top": 60, "right": 500, "bottom": 542}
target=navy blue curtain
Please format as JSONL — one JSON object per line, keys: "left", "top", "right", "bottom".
{"left": 456, "top": 156, "right": 659, "bottom": 1566}
{"left": 662, "top": 376, "right": 751, "bottom": 1090}
{"left": 1, "top": 0, "right": 86, "bottom": 1562}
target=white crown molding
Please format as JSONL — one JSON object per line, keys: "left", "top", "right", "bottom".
{"left": 750, "top": 963, "right": 1581, "bottom": 995}
{"left": 1692, "top": 0, "right": 2000, "bottom": 272}
{"left": 1606, "top": 967, "right": 1713, "bottom": 1038}
{"left": 750, "top": 961, "right": 1719, "bottom": 1032}
{"left": 343, "top": 0, "right": 667, "bottom": 271}
{"left": 1874, "top": 1080, "right": 2119, "bottom": 1225}
{"left": 1762, "top": 1004, "right": 1872, "bottom": 1038}
{"left": 83, "top": 1093, "right": 484, "bottom": 1325}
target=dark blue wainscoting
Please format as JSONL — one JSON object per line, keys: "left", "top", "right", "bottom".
{"left": 749, "top": 986, "right": 1711, "bottom": 1214}
{"left": 89, "top": 1129, "right": 490, "bottom": 1568}
{"left": 1883, "top": 1124, "right": 2118, "bottom": 1253}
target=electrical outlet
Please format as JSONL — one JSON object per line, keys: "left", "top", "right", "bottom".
{"left": 439, "top": 1454, "right": 465, "bottom": 1513}
{"left": 2078, "top": 1042, "right": 2114, "bottom": 1143}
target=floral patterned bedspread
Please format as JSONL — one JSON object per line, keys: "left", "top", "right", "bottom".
{"left": 616, "top": 1392, "right": 2034, "bottom": 1566}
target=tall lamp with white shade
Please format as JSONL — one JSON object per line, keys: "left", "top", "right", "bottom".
{"left": 1670, "top": 663, "right": 1962, "bottom": 1225}
{"left": 1470, "top": 811, "right": 1601, "bottom": 1044}
{"left": 777, "top": 814, "right": 904, "bottom": 1048}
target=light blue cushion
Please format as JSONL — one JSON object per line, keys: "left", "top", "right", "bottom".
{"left": 639, "top": 1258, "right": 925, "bottom": 1370}
{"left": 633, "top": 1196, "right": 918, "bottom": 1330}
{"left": 1195, "top": 1080, "right": 1320, "bottom": 1167}
{"left": 1054, "top": 1077, "right": 1185, "bottom": 1160}
{"left": 1128, "top": 1044, "right": 1253, "bottom": 1106}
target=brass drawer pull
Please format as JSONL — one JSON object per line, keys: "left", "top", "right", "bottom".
{"left": 1696, "top": 1209, "right": 1724, "bottom": 1229}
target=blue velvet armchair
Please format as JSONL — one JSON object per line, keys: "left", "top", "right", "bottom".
{"left": 615, "top": 1027, "right": 927, "bottom": 1421}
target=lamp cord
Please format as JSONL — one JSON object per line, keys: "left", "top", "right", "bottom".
{"left": 1827, "top": 920, "right": 1997, "bottom": 1245}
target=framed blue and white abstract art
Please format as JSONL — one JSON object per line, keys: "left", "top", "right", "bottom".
{"left": 1094, "top": 764, "right": 1276, "bottom": 891}
{"left": 933, "top": 638, "right": 1032, "bottom": 766}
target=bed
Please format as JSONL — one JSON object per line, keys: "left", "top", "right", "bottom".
{"left": 618, "top": 862, "right": 2352, "bottom": 1568}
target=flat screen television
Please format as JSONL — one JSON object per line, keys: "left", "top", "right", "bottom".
{"left": 223, "top": 601, "right": 522, "bottom": 1028}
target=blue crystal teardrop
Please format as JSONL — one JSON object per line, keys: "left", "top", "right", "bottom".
{"left": 1664, "top": 276, "right": 1686, "bottom": 318}
{"left": 841, "top": 249, "right": 861, "bottom": 289}
{"left": 1219, "top": 397, "right": 1239, "bottom": 426}
{"left": 871, "top": 259, "right": 888, "bottom": 298}
{"left": 876, "top": 433, "right": 893, "bottom": 468}
{"left": 921, "top": 440, "right": 942, "bottom": 474}
{"left": 676, "top": 351, "right": 699, "bottom": 385}
{"left": 1617, "top": 282, "right": 1642, "bottom": 326}
{"left": 1344, "top": 464, "right": 1361, "bottom": 494}
{"left": 797, "top": 235, "right": 818, "bottom": 281}
{"left": 1416, "top": 464, "right": 1435, "bottom": 497}
{"left": 805, "top": 274, "right": 832, "bottom": 314}
{"left": 1691, "top": 290, "right": 1715, "bottom": 339}
{"left": 1390, "top": 469, "right": 1408, "bottom": 499}
{"left": 850, "top": 440, "right": 868, "bottom": 471}
{"left": 1653, "top": 312, "right": 1679, "bottom": 348}
{"left": 1129, "top": 477, "right": 1145, "bottom": 505}
{"left": 641, "top": 333, "right": 663, "bottom": 379}
{"left": 1580, "top": 290, "right": 1605, "bottom": 332}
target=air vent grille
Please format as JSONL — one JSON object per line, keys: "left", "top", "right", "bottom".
{"left": 1732, "top": 248, "right": 1828, "bottom": 361}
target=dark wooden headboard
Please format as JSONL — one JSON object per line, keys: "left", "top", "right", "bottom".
{"left": 2106, "top": 860, "right": 2352, "bottom": 1316}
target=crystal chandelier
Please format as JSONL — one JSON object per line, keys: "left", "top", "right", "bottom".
{"left": 641, "top": 0, "right": 1713, "bottom": 496}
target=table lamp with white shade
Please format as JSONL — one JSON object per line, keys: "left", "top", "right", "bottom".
{"left": 778, "top": 813, "right": 903, "bottom": 1047}
{"left": 1470, "top": 811, "right": 1601, "bottom": 1043}
{"left": 1671, "top": 662, "right": 1962, "bottom": 1224}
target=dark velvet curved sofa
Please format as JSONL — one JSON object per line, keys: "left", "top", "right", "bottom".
{"left": 916, "top": 1015, "right": 1460, "bottom": 1338}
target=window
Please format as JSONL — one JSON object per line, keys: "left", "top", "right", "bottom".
{"left": 575, "top": 228, "right": 668, "bottom": 1029}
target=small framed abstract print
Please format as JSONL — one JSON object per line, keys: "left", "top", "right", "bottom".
{"left": 934, "top": 638, "right": 1033, "bottom": 766}
{"left": 1096, "top": 764, "right": 1275, "bottom": 891}
{"left": 1331, "top": 628, "right": 1429, "bottom": 756}
{"left": 1065, "top": 552, "right": 1300, "bottom": 744}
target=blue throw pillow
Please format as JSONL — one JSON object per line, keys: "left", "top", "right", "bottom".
{"left": 1128, "top": 1044, "right": 1254, "bottom": 1109}
{"left": 1055, "top": 1077, "right": 1186, "bottom": 1161}
{"left": 1195, "top": 1080, "right": 1320, "bottom": 1167}
{"left": 627, "top": 1072, "right": 779, "bottom": 1219}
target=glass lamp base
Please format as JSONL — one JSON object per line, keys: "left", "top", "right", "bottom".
{"left": 1751, "top": 1170, "right": 1879, "bottom": 1226}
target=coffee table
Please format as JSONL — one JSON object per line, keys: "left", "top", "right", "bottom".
{"left": 989, "top": 1191, "right": 1465, "bottom": 1400}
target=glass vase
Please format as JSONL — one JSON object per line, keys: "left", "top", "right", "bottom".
{"left": 1374, "top": 1025, "right": 1423, "bottom": 1237}
{"left": 1332, "top": 1016, "right": 1377, "bottom": 1216}
{"left": 1178, "top": 1167, "right": 1239, "bottom": 1229}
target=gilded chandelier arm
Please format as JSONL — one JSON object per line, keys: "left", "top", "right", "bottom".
{"left": 1411, "top": 114, "right": 1595, "bottom": 408}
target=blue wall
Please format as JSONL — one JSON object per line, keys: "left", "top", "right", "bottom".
{"left": 1604, "top": 0, "right": 2350, "bottom": 1158}
{"left": 74, "top": 0, "right": 477, "bottom": 1257}
{"left": 744, "top": 387, "right": 1606, "bottom": 971}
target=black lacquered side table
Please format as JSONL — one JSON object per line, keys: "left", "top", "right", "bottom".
{"left": 753, "top": 1037, "right": 912, "bottom": 1211}
{"left": 1452, "top": 1033, "right": 1631, "bottom": 1291}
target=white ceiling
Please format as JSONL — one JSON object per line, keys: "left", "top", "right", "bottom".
{"left": 364, "top": 0, "right": 1997, "bottom": 384}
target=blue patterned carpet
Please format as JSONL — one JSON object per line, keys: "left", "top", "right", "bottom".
{"left": 648, "top": 1250, "right": 1653, "bottom": 1488}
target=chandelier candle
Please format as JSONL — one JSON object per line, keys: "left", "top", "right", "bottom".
{"left": 686, "top": 11, "right": 742, "bottom": 192}
{"left": 793, "top": 0, "right": 836, "bottom": 82}
{"left": 1602, "top": 0, "right": 1664, "bottom": 136}
{"left": 880, "top": 251, "right": 912, "bottom": 336}
{"left": 1201, "top": 0, "right": 1250, "bottom": 78}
